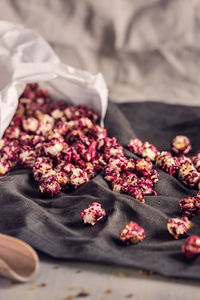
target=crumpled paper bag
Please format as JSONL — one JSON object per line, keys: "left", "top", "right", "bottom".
{"left": 0, "top": 21, "right": 108, "bottom": 138}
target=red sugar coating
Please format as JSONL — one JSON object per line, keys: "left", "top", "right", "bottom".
{"left": 182, "top": 235, "right": 200, "bottom": 259}
{"left": 171, "top": 135, "right": 192, "bottom": 155}
{"left": 120, "top": 221, "right": 145, "bottom": 244}
{"left": 167, "top": 217, "right": 193, "bottom": 239}
{"left": 80, "top": 202, "right": 106, "bottom": 226}
{"left": 179, "top": 197, "right": 200, "bottom": 217}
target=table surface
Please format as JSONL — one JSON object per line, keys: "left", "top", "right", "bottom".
{"left": 0, "top": 254, "right": 200, "bottom": 300}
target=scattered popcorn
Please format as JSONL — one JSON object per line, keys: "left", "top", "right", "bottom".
{"left": 171, "top": 135, "right": 192, "bottom": 155}
{"left": 179, "top": 197, "right": 200, "bottom": 217}
{"left": 167, "top": 217, "right": 193, "bottom": 239}
{"left": 128, "top": 138, "right": 143, "bottom": 155}
{"left": 80, "top": 202, "right": 106, "bottom": 226}
{"left": 141, "top": 141, "right": 159, "bottom": 161}
{"left": 155, "top": 152, "right": 179, "bottom": 176}
{"left": 120, "top": 221, "right": 145, "bottom": 244}
{"left": 70, "top": 168, "right": 89, "bottom": 188}
{"left": 38, "top": 175, "right": 61, "bottom": 197}
{"left": 182, "top": 235, "right": 200, "bottom": 259}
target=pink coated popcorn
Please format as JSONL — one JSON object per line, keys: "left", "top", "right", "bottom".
{"left": 104, "top": 167, "right": 120, "bottom": 182}
{"left": 18, "top": 145, "right": 36, "bottom": 168}
{"left": 178, "top": 162, "right": 199, "bottom": 188}
{"left": 137, "top": 177, "right": 156, "bottom": 196}
{"left": 78, "top": 117, "right": 94, "bottom": 130}
{"left": 120, "top": 221, "right": 145, "bottom": 245}
{"left": 155, "top": 152, "right": 179, "bottom": 176}
{"left": 90, "top": 125, "right": 107, "bottom": 142}
{"left": 56, "top": 171, "right": 69, "bottom": 188}
{"left": 135, "top": 158, "right": 152, "bottom": 177}
{"left": 0, "top": 138, "right": 7, "bottom": 150}
{"left": 141, "top": 141, "right": 159, "bottom": 161}
{"left": 84, "top": 162, "right": 95, "bottom": 179}
{"left": 47, "top": 132, "right": 64, "bottom": 143}
{"left": 171, "top": 135, "right": 192, "bottom": 155}
{"left": 22, "top": 117, "right": 39, "bottom": 133}
{"left": 149, "top": 169, "right": 159, "bottom": 184}
{"left": 19, "top": 132, "right": 32, "bottom": 145}
{"left": 127, "top": 186, "right": 145, "bottom": 203}
{"left": 1, "top": 144, "right": 19, "bottom": 164}
{"left": 44, "top": 140, "right": 64, "bottom": 158}
{"left": 121, "top": 171, "right": 138, "bottom": 185}
{"left": 4, "top": 126, "right": 21, "bottom": 140}
{"left": 64, "top": 106, "right": 76, "bottom": 120}
{"left": 36, "top": 114, "right": 55, "bottom": 136}
{"left": 54, "top": 121, "right": 69, "bottom": 136}
{"left": 80, "top": 202, "right": 106, "bottom": 226}
{"left": 192, "top": 152, "right": 200, "bottom": 172}
{"left": 111, "top": 178, "right": 129, "bottom": 194}
{"left": 38, "top": 174, "right": 61, "bottom": 197}
{"left": 179, "top": 197, "right": 200, "bottom": 217}
{"left": 70, "top": 168, "right": 89, "bottom": 188}
{"left": 51, "top": 108, "right": 64, "bottom": 120}
{"left": 0, "top": 159, "right": 11, "bottom": 175}
{"left": 83, "top": 140, "right": 97, "bottom": 161}
{"left": 167, "top": 217, "right": 193, "bottom": 239}
{"left": 182, "top": 236, "right": 200, "bottom": 259}
{"left": 128, "top": 138, "right": 143, "bottom": 155}
{"left": 31, "top": 135, "right": 45, "bottom": 146}
{"left": 108, "top": 156, "right": 128, "bottom": 171}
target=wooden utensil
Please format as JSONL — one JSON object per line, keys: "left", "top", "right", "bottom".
{"left": 0, "top": 234, "right": 39, "bottom": 282}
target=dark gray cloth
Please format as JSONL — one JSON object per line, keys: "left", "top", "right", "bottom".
{"left": 1, "top": 101, "right": 200, "bottom": 280}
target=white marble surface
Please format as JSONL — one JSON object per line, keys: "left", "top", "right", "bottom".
{"left": 0, "top": 254, "right": 200, "bottom": 300}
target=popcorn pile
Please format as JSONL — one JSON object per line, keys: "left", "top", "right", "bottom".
{"left": 128, "top": 136, "right": 200, "bottom": 189}
{"left": 0, "top": 83, "right": 104, "bottom": 196}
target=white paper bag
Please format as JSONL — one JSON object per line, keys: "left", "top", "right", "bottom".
{"left": 0, "top": 21, "right": 108, "bottom": 138}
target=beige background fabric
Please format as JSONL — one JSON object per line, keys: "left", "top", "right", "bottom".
{"left": 1, "top": 0, "right": 200, "bottom": 106}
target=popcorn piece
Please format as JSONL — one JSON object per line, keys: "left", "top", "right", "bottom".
{"left": 137, "top": 177, "right": 156, "bottom": 196}
{"left": 84, "top": 162, "right": 95, "bottom": 179}
{"left": 135, "top": 158, "right": 152, "bottom": 177}
{"left": 70, "top": 168, "right": 89, "bottom": 188}
{"left": 128, "top": 186, "right": 145, "bottom": 203}
{"left": 120, "top": 221, "right": 145, "bottom": 244}
{"left": 83, "top": 141, "right": 97, "bottom": 161}
{"left": 171, "top": 135, "right": 192, "bottom": 155}
{"left": 22, "top": 117, "right": 39, "bottom": 133}
{"left": 44, "top": 140, "right": 64, "bottom": 158}
{"left": 192, "top": 152, "right": 200, "bottom": 172}
{"left": 141, "top": 142, "right": 159, "bottom": 161}
{"left": 19, "top": 132, "right": 32, "bottom": 145}
{"left": 54, "top": 121, "right": 68, "bottom": 136}
{"left": 179, "top": 197, "right": 200, "bottom": 217}
{"left": 56, "top": 171, "right": 69, "bottom": 188}
{"left": 155, "top": 152, "right": 179, "bottom": 176}
{"left": 108, "top": 156, "right": 128, "bottom": 171}
{"left": 182, "top": 235, "right": 200, "bottom": 259}
{"left": 18, "top": 145, "right": 36, "bottom": 168}
{"left": 33, "top": 157, "right": 53, "bottom": 181}
{"left": 128, "top": 138, "right": 143, "bottom": 155}
{"left": 38, "top": 174, "right": 61, "bottom": 197}
{"left": 0, "top": 138, "right": 7, "bottom": 150}
{"left": 0, "top": 159, "right": 11, "bottom": 175}
{"left": 1, "top": 144, "right": 19, "bottom": 168}
{"left": 51, "top": 109, "right": 64, "bottom": 120}
{"left": 111, "top": 178, "right": 129, "bottom": 194}
{"left": 4, "top": 126, "right": 21, "bottom": 139}
{"left": 80, "top": 202, "right": 106, "bottom": 226}
{"left": 36, "top": 114, "right": 55, "bottom": 136}
{"left": 178, "top": 161, "right": 199, "bottom": 188}
{"left": 167, "top": 217, "right": 193, "bottom": 239}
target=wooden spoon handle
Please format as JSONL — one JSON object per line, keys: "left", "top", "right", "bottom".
{"left": 0, "top": 234, "right": 39, "bottom": 282}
